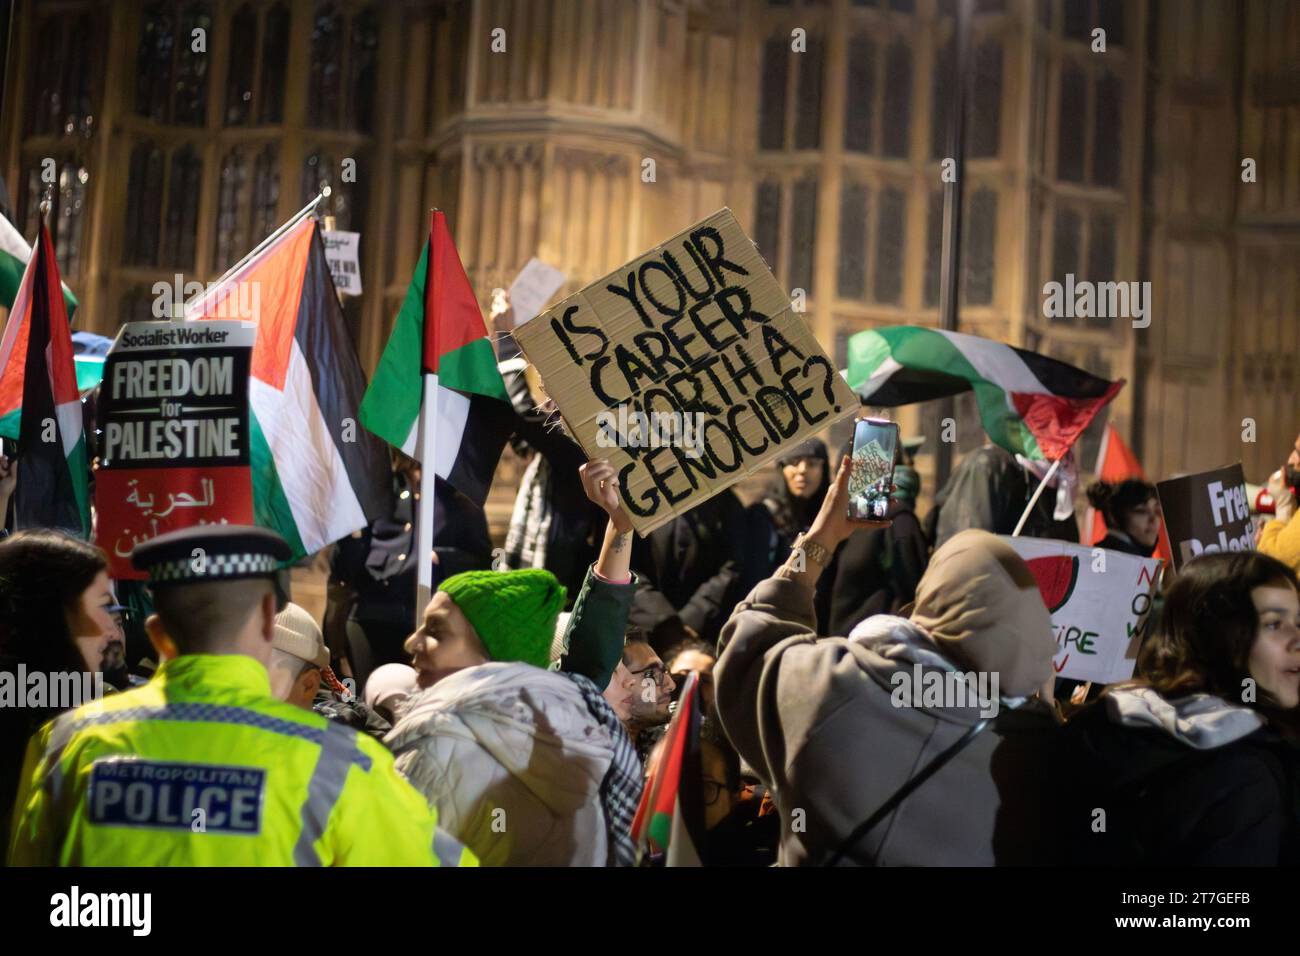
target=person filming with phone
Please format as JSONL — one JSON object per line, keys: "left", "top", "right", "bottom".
{"left": 713, "top": 449, "right": 1064, "bottom": 866}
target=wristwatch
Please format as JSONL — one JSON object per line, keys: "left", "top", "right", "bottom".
{"left": 790, "top": 532, "right": 831, "bottom": 569}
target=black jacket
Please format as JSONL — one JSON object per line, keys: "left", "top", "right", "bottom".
{"left": 630, "top": 491, "right": 747, "bottom": 645}
{"left": 332, "top": 472, "right": 493, "bottom": 625}
{"left": 1059, "top": 701, "right": 1298, "bottom": 865}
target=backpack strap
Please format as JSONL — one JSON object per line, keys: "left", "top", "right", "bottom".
{"left": 824, "top": 717, "right": 992, "bottom": 866}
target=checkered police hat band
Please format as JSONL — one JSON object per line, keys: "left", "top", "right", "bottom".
{"left": 151, "top": 553, "right": 279, "bottom": 582}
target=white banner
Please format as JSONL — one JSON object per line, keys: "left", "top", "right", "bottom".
{"left": 322, "top": 230, "right": 362, "bottom": 296}
{"left": 1002, "top": 536, "right": 1162, "bottom": 685}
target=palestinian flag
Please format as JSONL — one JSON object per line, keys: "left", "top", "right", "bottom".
{"left": 631, "top": 672, "right": 706, "bottom": 867}
{"left": 188, "top": 216, "right": 390, "bottom": 558}
{"left": 360, "top": 211, "right": 513, "bottom": 506}
{"left": 0, "top": 223, "right": 89, "bottom": 535}
{"left": 846, "top": 326, "right": 1123, "bottom": 461}
{"left": 1084, "top": 423, "right": 1173, "bottom": 566}
{"left": 0, "top": 208, "right": 77, "bottom": 318}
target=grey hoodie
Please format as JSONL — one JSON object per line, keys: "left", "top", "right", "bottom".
{"left": 715, "top": 575, "right": 1061, "bottom": 866}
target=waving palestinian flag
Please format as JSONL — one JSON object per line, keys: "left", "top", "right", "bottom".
{"left": 0, "top": 223, "right": 89, "bottom": 535}
{"left": 845, "top": 326, "right": 1123, "bottom": 461}
{"left": 188, "top": 215, "right": 391, "bottom": 557}
{"left": 359, "top": 211, "right": 513, "bottom": 506}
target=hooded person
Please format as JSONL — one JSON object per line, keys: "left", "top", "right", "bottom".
{"left": 384, "top": 568, "right": 642, "bottom": 866}
{"left": 715, "top": 453, "right": 1063, "bottom": 865}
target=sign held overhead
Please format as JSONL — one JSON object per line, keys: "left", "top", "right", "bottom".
{"left": 513, "top": 208, "right": 857, "bottom": 535}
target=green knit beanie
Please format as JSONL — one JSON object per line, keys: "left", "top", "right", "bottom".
{"left": 439, "top": 568, "right": 567, "bottom": 670}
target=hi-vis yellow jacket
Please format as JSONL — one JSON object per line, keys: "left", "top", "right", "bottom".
{"left": 6, "top": 654, "right": 476, "bottom": 867}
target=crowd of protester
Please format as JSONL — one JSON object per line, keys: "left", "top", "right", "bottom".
{"left": 2, "top": 379, "right": 1299, "bottom": 866}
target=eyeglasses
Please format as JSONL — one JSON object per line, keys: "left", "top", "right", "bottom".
{"left": 701, "top": 778, "right": 726, "bottom": 806}
{"left": 628, "top": 662, "right": 672, "bottom": 686}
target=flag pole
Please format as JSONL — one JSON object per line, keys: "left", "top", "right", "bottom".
{"left": 1012, "top": 457, "right": 1063, "bottom": 537}
{"left": 414, "top": 370, "right": 438, "bottom": 626}
{"left": 183, "top": 187, "right": 331, "bottom": 316}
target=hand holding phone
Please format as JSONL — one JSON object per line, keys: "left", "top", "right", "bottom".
{"left": 847, "top": 418, "right": 899, "bottom": 521}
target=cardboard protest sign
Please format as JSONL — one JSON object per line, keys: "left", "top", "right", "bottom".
{"left": 509, "top": 258, "right": 567, "bottom": 326}
{"left": 321, "top": 230, "right": 362, "bottom": 296}
{"left": 95, "top": 320, "right": 256, "bottom": 577}
{"left": 1003, "top": 536, "right": 1162, "bottom": 684}
{"left": 513, "top": 208, "right": 858, "bottom": 535}
{"left": 1157, "top": 463, "right": 1253, "bottom": 570}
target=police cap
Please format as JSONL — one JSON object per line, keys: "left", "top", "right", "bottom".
{"left": 132, "top": 525, "right": 292, "bottom": 589}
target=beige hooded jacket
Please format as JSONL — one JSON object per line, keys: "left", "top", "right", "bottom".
{"left": 714, "top": 529, "right": 1062, "bottom": 866}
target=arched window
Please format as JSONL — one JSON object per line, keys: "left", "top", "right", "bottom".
{"left": 124, "top": 143, "right": 165, "bottom": 266}
{"left": 1092, "top": 71, "right": 1122, "bottom": 186}
{"left": 753, "top": 181, "right": 782, "bottom": 272}
{"left": 213, "top": 145, "right": 279, "bottom": 271}
{"left": 162, "top": 146, "right": 203, "bottom": 268}
{"left": 347, "top": 6, "right": 380, "bottom": 133}
{"left": 793, "top": 36, "right": 825, "bottom": 149}
{"left": 873, "top": 186, "right": 905, "bottom": 303}
{"left": 923, "top": 188, "right": 944, "bottom": 308}
{"left": 28, "top": 14, "right": 99, "bottom": 137}
{"left": 308, "top": 4, "right": 344, "bottom": 128}
{"left": 757, "top": 37, "right": 788, "bottom": 151}
{"left": 963, "top": 188, "right": 997, "bottom": 305}
{"left": 881, "top": 39, "right": 912, "bottom": 159}
{"left": 134, "top": 1, "right": 212, "bottom": 126}
{"left": 1056, "top": 64, "right": 1086, "bottom": 181}
{"left": 1050, "top": 206, "right": 1082, "bottom": 323}
{"left": 787, "top": 178, "right": 818, "bottom": 295}
{"left": 969, "top": 39, "right": 1002, "bottom": 158}
{"left": 837, "top": 183, "right": 870, "bottom": 299}
{"left": 214, "top": 149, "right": 248, "bottom": 271}
{"left": 251, "top": 146, "right": 281, "bottom": 250}
{"left": 259, "top": 4, "right": 290, "bottom": 123}
{"left": 54, "top": 162, "right": 89, "bottom": 280}
{"left": 224, "top": 4, "right": 257, "bottom": 125}
{"left": 844, "top": 36, "right": 875, "bottom": 154}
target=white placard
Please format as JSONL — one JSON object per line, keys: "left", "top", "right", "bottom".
{"left": 508, "top": 258, "right": 567, "bottom": 326}
{"left": 322, "top": 230, "right": 362, "bottom": 296}
{"left": 1002, "top": 536, "right": 1162, "bottom": 685}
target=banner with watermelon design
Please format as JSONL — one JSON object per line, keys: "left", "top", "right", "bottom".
{"left": 1004, "top": 536, "right": 1160, "bottom": 684}
{"left": 845, "top": 326, "right": 1123, "bottom": 461}
{"left": 631, "top": 672, "right": 706, "bottom": 866}
{"left": 187, "top": 215, "right": 391, "bottom": 558}
{"left": 359, "top": 210, "right": 514, "bottom": 506}
{"left": 0, "top": 222, "right": 89, "bottom": 536}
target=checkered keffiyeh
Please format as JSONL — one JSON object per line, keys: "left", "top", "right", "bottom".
{"left": 564, "top": 672, "right": 642, "bottom": 867}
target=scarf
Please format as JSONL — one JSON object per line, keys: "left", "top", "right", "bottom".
{"left": 564, "top": 671, "right": 644, "bottom": 866}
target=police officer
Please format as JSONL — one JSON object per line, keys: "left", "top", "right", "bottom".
{"left": 6, "top": 525, "right": 474, "bottom": 867}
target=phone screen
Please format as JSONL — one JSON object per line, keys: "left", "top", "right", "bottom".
{"left": 847, "top": 418, "right": 899, "bottom": 521}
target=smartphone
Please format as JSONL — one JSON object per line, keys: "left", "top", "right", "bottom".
{"left": 847, "top": 418, "right": 899, "bottom": 520}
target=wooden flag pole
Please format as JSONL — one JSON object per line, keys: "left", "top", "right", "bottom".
{"left": 1012, "top": 457, "right": 1062, "bottom": 537}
